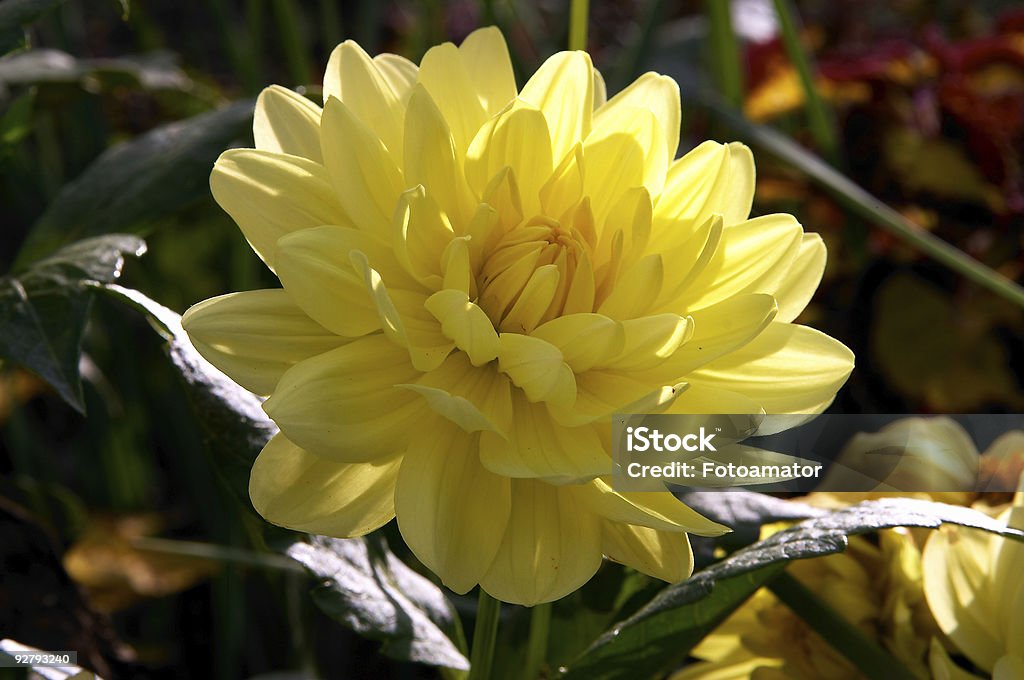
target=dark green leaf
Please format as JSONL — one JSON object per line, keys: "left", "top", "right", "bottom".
{"left": 99, "top": 284, "right": 274, "bottom": 502}
{"left": 0, "top": 86, "right": 33, "bottom": 146}
{"left": 562, "top": 497, "right": 1024, "bottom": 679}
{"left": 0, "top": 0, "right": 64, "bottom": 54}
{"left": 0, "top": 234, "right": 145, "bottom": 412}
{"left": 287, "top": 534, "right": 470, "bottom": 671}
{"left": 15, "top": 99, "right": 253, "bottom": 266}
{"left": 0, "top": 48, "right": 191, "bottom": 90}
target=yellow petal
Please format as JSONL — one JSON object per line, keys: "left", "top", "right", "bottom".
{"left": 597, "top": 253, "right": 664, "bottom": 319}
{"left": 349, "top": 250, "right": 454, "bottom": 371}
{"left": 404, "top": 85, "right": 476, "bottom": 227}
{"left": 663, "top": 382, "right": 765, "bottom": 415}
{"left": 396, "top": 422, "right": 510, "bottom": 593}
{"left": 253, "top": 85, "right": 323, "bottom": 162}
{"left": 458, "top": 26, "right": 518, "bottom": 117}
{"left": 600, "top": 314, "right": 692, "bottom": 372}
{"left": 653, "top": 141, "right": 754, "bottom": 240}
{"left": 320, "top": 96, "right": 404, "bottom": 236}
{"left": 556, "top": 370, "right": 682, "bottom": 426}
{"left": 497, "top": 333, "right": 576, "bottom": 406}
{"left": 690, "top": 322, "right": 854, "bottom": 414}
{"left": 679, "top": 214, "right": 803, "bottom": 311}
{"left": 584, "top": 108, "right": 666, "bottom": 222}
{"left": 373, "top": 53, "right": 418, "bottom": 104}
{"left": 479, "top": 393, "right": 610, "bottom": 481}
{"left": 416, "top": 42, "right": 488, "bottom": 155}
{"left": 592, "top": 68, "right": 607, "bottom": 109}
{"left": 596, "top": 71, "right": 680, "bottom": 170}
{"left": 323, "top": 40, "right": 404, "bottom": 155}
{"left": 466, "top": 104, "right": 553, "bottom": 215}
{"left": 540, "top": 143, "right": 585, "bottom": 220}
{"left": 579, "top": 478, "right": 730, "bottom": 535}
{"left": 928, "top": 639, "right": 988, "bottom": 680}
{"left": 182, "top": 288, "right": 345, "bottom": 395}
{"left": 500, "top": 264, "right": 560, "bottom": 334}
{"left": 654, "top": 214, "right": 723, "bottom": 309}
{"left": 274, "top": 226, "right": 387, "bottom": 337}
{"left": 425, "top": 289, "right": 500, "bottom": 366}
{"left": 639, "top": 294, "right": 778, "bottom": 382}
{"left": 602, "top": 522, "right": 694, "bottom": 582}
{"left": 774, "top": 233, "right": 827, "bottom": 323}
{"left": 399, "top": 351, "right": 512, "bottom": 435}
{"left": 250, "top": 434, "right": 399, "bottom": 536}
{"left": 263, "top": 335, "right": 426, "bottom": 461}
{"left": 392, "top": 186, "right": 456, "bottom": 288}
{"left": 210, "top": 149, "right": 348, "bottom": 270}
{"left": 480, "top": 481, "right": 602, "bottom": 605}
{"left": 531, "top": 313, "right": 625, "bottom": 373}
{"left": 519, "top": 51, "right": 594, "bottom": 162}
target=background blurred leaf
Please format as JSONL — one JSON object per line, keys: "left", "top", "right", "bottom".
{"left": 0, "top": 0, "right": 65, "bottom": 55}
{"left": 0, "top": 234, "right": 145, "bottom": 412}
{"left": 15, "top": 100, "right": 253, "bottom": 266}
{"left": 0, "top": 86, "right": 33, "bottom": 147}
{"left": 286, "top": 534, "right": 470, "bottom": 672}
{"left": 561, "top": 497, "right": 1024, "bottom": 680}
{"left": 0, "top": 48, "right": 192, "bottom": 90}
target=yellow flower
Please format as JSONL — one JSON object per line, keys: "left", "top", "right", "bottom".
{"left": 923, "top": 485, "right": 1024, "bottom": 679}
{"left": 181, "top": 27, "right": 853, "bottom": 605}
{"left": 673, "top": 520, "right": 934, "bottom": 679}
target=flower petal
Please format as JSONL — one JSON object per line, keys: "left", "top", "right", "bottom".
{"left": 774, "top": 233, "right": 827, "bottom": 323}
{"left": 399, "top": 352, "right": 512, "bottom": 435}
{"left": 320, "top": 96, "right": 404, "bottom": 236}
{"left": 579, "top": 478, "right": 730, "bottom": 535}
{"left": 689, "top": 322, "right": 854, "bottom": 414}
{"left": 519, "top": 51, "right": 594, "bottom": 162}
{"left": 458, "top": 26, "right": 518, "bottom": 117}
{"left": 416, "top": 42, "right": 488, "bottom": 155}
{"left": 595, "top": 71, "right": 680, "bottom": 171}
{"left": 250, "top": 434, "right": 399, "bottom": 536}
{"left": 182, "top": 288, "right": 345, "bottom": 395}
{"left": 404, "top": 85, "right": 476, "bottom": 227}
{"left": 263, "top": 335, "right": 427, "bottom": 461}
{"left": 373, "top": 53, "right": 418, "bottom": 104}
{"left": 480, "top": 481, "right": 602, "bottom": 605}
{"left": 323, "top": 40, "right": 404, "bottom": 155}
{"left": 584, "top": 108, "right": 666, "bottom": 222}
{"left": 602, "top": 522, "right": 694, "bottom": 582}
{"left": 479, "top": 393, "right": 611, "bottom": 481}
{"left": 210, "top": 149, "right": 348, "bottom": 270}
{"left": 392, "top": 185, "right": 455, "bottom": 288}
{"left": 253, "top": 85, "right": 323, "bottom": 162}
{"left": 425, "top": 289, "right": 500, "bottom": 366}
{"left": 531, "top": 313, "right": 625, "bottom": 373}
{"left": 274, "top": 226, "right": 389, "bottom": 337}
{"left": 497, "top": 333, "right": 576, "bottom": 406}
{"left": 396, "top": 422, "right": 510, "bottom": 594}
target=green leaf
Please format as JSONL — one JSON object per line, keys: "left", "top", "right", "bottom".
{"left": 561, "top": 497, "right": 1024, "bottom": 680}
{"left": 99, "top": 285, "right": 274, "bottom": 502}
{"left": 0, "top": 0, "right": 64, "bottom": 55}
{"left": 0, "top": 234, "right": 145, "bottom": 412}
{"left": 0, "top": 86, "right": 34, "bottom": 147}
{"left": 15, "top": 99, "right": 253, "bottom": 266}
{"left": 0, "top": 48, "right": 192, "bottom": 90}
{"left": 102, "top": 286, "right": 470, "bottom": 672}
{"left": 286, "top": 534, "right": 470, "bottom": 671}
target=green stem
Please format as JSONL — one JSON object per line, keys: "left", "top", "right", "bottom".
{"left": 467, "top": 589, "right": 502, "bottom": 680}
{"left": 768, "top": 571, "right": 917, "bottom": 680}
{"left": 771, "top": 0, "right": 841, "bottom": 165}
{"left": 568, "top": 0, "right": 590, "bottom": 51}
{"left": 524, "top": 602, "right": 552, "bottom": 679}
{"left": 705, "top": 0, "right": 744, "bottom": 109}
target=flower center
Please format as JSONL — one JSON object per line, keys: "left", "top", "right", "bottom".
{"left": 476, "top": 215, "right": 594, "bottom": 333}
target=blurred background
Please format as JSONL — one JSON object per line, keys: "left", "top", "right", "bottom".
{"left": 1, "top": 0, "right": 1022, "bottom": 677}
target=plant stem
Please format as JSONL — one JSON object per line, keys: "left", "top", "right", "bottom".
{"left": 468, "top": 589, "right": 502, "bottom": 680}
{"left": 569, "top": 0, "right": 589, "bottom": 51}
{"left": 768, "top": 571, "right": 917, "bottom": 680}
{"left": 771, "top": 0, "right": 841, "bottom": 165}
{"left": 705, "top": 0, "right": 743, "bottom": 109}
{"left": 524, "top": 602, "right": 552, "bottom": 679}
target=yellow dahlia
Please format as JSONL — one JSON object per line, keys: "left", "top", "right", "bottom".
{"left": 182, "top": 27, "right": 853, "bottom": 605}
{"left": 923, "top": 484, "right": 1024, "bottom": 679}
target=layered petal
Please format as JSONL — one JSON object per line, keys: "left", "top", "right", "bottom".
{"left": 253, "top": 85, "right": 323, "bottom": 162}
{"left": 250, "top": 434, "right": 399, "bottom": 536}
